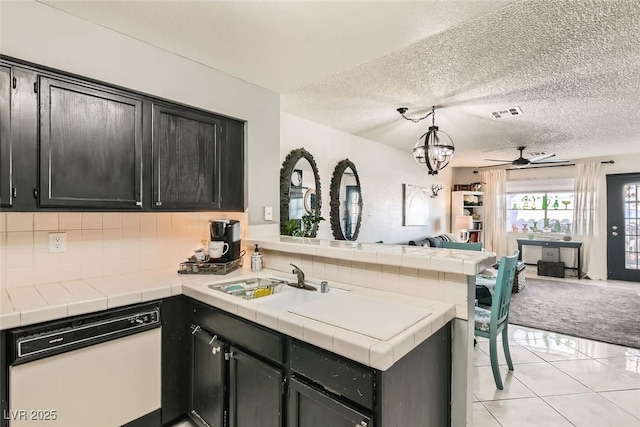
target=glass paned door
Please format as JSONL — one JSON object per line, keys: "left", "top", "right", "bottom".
{"left": 607, "top": 173, "right": 640, "bottom": 281}
{"left": 624, "top": 184, "right": 639, "bottom": 270}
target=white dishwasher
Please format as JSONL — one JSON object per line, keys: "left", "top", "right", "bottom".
{"left": 7, "top": 303, "right": 161, "bottom": 427}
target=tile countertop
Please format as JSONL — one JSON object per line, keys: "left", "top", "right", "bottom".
{"left": 245, "top": 236, "right": 496, "bottom": 275}
{"left": 0, "top": 268, "right": 455, "bottom": 371}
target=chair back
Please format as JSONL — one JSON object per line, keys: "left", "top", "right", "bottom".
{"left": 440, "top": 241, "right": 483, "bottom": 251}
{"left": 490, "top": 251, "right": 519, "bottom": 327}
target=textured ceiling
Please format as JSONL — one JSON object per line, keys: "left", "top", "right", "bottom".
{"left": 39, "top": 0, "right": 513, "bottom": 93}
{"left": 283, "top": 0, "right": 640, "bottom": 167}
{"left": 39, "top": 0, "right": 640, "bottom": 168}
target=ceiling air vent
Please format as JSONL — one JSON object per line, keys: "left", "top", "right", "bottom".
{"left": 491, "top": 106, "right": 523, "bottom": 119}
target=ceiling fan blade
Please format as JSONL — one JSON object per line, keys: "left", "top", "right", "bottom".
{"left": 529, "top": 153, "right": 555, "bottom": 162}
{"left": 484, "top": 158, "right": 513, "bottom": 162}
{"left": 477, "top": 162, "right": 513, "bottom": 169}
{"left": 532, "top": 159, "right": 571, "bottom": 164}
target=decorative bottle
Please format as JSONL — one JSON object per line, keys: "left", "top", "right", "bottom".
{"left": 251, "top": 244, "right": 263, "bottom": 272}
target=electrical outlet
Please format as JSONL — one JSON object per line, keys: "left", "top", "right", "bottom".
{"left": 264, "top": 206, "right": 273, "bottom": 221}
{"left": 48, "top": 232, "right": 67, "bottom": 253}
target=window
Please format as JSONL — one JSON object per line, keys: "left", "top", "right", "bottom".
{"left": 624, "top": 184, "right": 639, "bottom": 269}
{"left": 506, "top": 192, "right": 574, "bottom": 233}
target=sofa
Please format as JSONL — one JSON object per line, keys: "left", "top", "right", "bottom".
{"left": 407, "top": 233, "right": 461, "bottom": 247}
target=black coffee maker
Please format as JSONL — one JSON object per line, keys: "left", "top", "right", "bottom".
{"left": 209, "top": 220, "right": 241, "bottom": 263}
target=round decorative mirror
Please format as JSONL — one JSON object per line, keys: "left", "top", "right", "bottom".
{"left": 280, "top": 148, "right": 322, "bottom": 237}
{"left": 330, "top": 159, "right": 363, "bottom": 240}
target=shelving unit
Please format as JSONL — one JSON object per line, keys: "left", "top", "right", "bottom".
{"left": 451, "top": 191, "right": 484, "bottom": 244}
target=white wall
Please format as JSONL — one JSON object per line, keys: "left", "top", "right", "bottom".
{"left": 0, "top": 1, "right": 280, "bottom": 226}
{"left": 281, "top": 112, "right": 451, "bottom": 244}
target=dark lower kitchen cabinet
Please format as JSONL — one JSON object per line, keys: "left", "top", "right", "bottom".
{"left": 288, "top": 378, "right": 372, "bottom": 427}
{"left": 289, "top": 324, "right": 451, "bottom": 427}
{"left": 38, "top": 76, "right": 143, "bottom": 208}
{"left": 0, "top": 65, "right": 12, "bottom": 207}
{"left": 152, "top": 103, "right": 222, "bottom": 210}
{"left": 182, "top": 298, "right": 450, "bottom": 427}
{"left": 190, "top": 325, "right": 228, "bottom": 427}
{"left": 229, "top": 347, "right": 283, "bottom": 427}
{"left": 188, "top": 300, "right": 285, "bottom": 427}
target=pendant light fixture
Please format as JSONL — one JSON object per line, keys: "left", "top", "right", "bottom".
{"left": 397, "top": 106, "right": 455, "bottom": 175}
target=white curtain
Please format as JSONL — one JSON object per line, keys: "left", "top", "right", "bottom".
{"left": 480, "top": 169, "right": 507, "bottom": 258}
{"left": 573, "top": 162, "right": 601, "bottom": 278}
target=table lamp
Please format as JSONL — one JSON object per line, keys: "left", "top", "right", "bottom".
{"left": 455, "top": 215, "right": 474, "bottom": 242}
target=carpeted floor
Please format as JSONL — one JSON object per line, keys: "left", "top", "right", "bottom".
{"left": 508, "top": 278, "right": 640, "bottom": 349}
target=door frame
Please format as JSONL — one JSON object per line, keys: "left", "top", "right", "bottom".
{"left": 606, "top": 173, "right": 640, "bottom": 281}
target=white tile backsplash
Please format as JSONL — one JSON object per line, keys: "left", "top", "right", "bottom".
{"left": 102, "top": 213, "right": 122, "bottom": 229}
{"left": 59, "top": 213, "right": 82, "bottom": 230}
{"left": 1, "top": 211, "right": 248, "bottom": 289}
{"left": 81, "top": 213, "right": 103, "bottom": 230}
{"left": 6, "top": 213, "right": 33, "bottom": 232}
{"left": 34, "top": 213, "right": 59, "bottom": 231}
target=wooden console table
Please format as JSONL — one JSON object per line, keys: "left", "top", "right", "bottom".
{"left": 516, "top": 238, "right": 583, "bottom": 279}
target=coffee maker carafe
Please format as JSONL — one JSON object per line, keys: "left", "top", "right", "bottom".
{"left": 209, "top": 220, "right": 241, "bottom": 263}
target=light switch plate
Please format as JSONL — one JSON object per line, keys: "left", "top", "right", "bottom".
{"left": 264, "top": 206, "right": 273, "bottom": 221}
{"left": 49, "top": 232, "right": 67, "bottom": 253}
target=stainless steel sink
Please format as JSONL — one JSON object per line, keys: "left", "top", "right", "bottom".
{"left": 208, "top": 277, "right": 290, "bottom": 300}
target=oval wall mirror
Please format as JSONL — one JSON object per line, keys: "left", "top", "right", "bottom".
{"left": 330, "top": 159, "right": 363, "bottom": 241}
{"left": 280, "top": 148, "right": 322, "bottom": 237}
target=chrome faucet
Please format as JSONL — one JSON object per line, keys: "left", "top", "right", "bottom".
{"left": 289, "top": 263, "right": 317, "bottom": 291}
{"left": 290, "top": 263, "right": 305, "bottom": 287}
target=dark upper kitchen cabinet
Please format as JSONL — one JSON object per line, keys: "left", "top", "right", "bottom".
{"left": 0, "top": 65, "right": 38, "bottom": 211}
{"left": 152, "top": 103, "right": 222, "bottom": 210}
{"left": 38, "top": 76, "right": 143, "bottom": 209}
{"left": 0, "top": 65, "right": 12, "bottom": 207}
{"left": 0, "top": 56, "right": 246, "bottom": 212}
{"left": 220, "top": 118, "right": 245, "bottom": 211}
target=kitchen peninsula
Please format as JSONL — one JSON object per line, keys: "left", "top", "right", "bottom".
{"left": 1, "top": 238, "right": 495, "bottom": 427}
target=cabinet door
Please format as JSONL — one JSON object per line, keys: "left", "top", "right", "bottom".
{"left": 229, "top": 347, "right": 283, "bottom": 427}
{"left": 288, "top": 378, "right": 373, "bottom": 427}
{"left": 0, "top": 65, "right": 12, "bottom": 207}
{"left": 190, "top": 326, "right": 227, "bottom": 427}
{"left": 220, "top": 118, "right": 244, "bottom": 211}
{"left": 38, "top": 76, "right": 143, "bottom": 208}
{"left": 152, "top": 103, "right": 221, "bottom": 209}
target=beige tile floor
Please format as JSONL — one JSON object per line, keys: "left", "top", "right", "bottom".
{"left": 475, "top": 272, "right": 640, "bottom": 426}
{"left": 474, "top": 324, "right": 640, "bottom": 427}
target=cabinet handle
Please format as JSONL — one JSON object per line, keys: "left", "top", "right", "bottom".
{"left": 356, "top": 422, "right": 368, "bottom": 427}
{"left": 211, "top": 346, "right": 221, "bottom": 355}
{"left": 224, "top": 351, "right": 234, "bottom": 361}
{"left": 135, "top": 201, "right": 142, "bottom": 207}
{"left": 12, "top": 77, "right": 17, "bottom": 89}
{"left": 11, "top": 187, "right": 16, "bottom": 199}
{"left": 155, "top": 201, "right": 162, "bottom": 206}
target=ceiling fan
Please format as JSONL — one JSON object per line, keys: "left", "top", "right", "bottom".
{"left": 483, "top": 146, "right": 570, "bottom": 168}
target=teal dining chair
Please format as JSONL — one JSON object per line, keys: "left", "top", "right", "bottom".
{"left": 440, "top": 241, "right": 483, "bottom": 251}
{"left": 474, "top": 251, "right": 519, "bottom": 390}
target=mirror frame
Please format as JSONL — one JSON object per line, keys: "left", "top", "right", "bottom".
{"left": 280, "top": 148, "right": 322, "bottom": 237}
{"left": 329, "top": 159, "right": 363, "bottom": 241}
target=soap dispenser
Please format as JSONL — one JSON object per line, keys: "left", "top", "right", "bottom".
{"left": 251, "top": 244, "right": 263, "bottom": 272}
